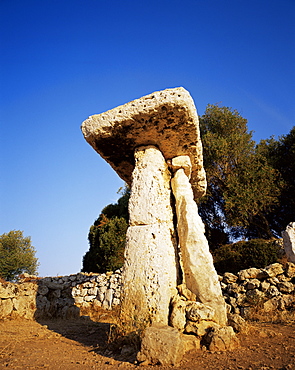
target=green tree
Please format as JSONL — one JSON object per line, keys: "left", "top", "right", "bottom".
{"left": 82, "top": 186, "right": 130, "bottom": 273}
{"left": 199, "top": 104, "right": 281, "bottom": 245}
{"left": 257, "top": 127, "right": 295, "bottom": 234}
{"left": 0, "top": 230, "right": 39, "bottom": 281}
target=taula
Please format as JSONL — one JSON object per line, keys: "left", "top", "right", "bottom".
{"left": 81, "top": 87, "right": 206, "bottom": 199}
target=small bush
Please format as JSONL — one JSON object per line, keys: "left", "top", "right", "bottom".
{"left": 213, "top": 239, "right": 281, "bottom": 274}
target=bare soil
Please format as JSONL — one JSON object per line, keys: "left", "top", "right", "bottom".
{"left": 0, "top": 313, "right": 294, "bottom": 370}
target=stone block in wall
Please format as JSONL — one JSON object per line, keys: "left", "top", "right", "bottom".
{"left": 277, "top": 281, "right": 294, "bottom": 294}
{"left": 238, "top": 268, "right": 263, "bottom": 280}
{"left": 267, "top": 286, "right": 280, "bottom": 298}
{"left": 0, "top": 299, "right": 13, "bottom": 317}
{"left": 245, "top": 279, "right": 260, "bottom": 290}
{"left": 12, "top": 295, "right": 36, "bottom": 319}
{"left": 285, "top": 262, "right": 295, "bottom": 278}
{"left": 84, "top": 295, "right": 97, "bottom": 302}
{"left": 222, "top": 272, "right": 238, "bottom": 284}
{"left": 0, "top": 282, "right": 16, "bottom": 299}
{"left": 38, "top": 285, "right": 49, "bottom": 295}
{"left": 73, "top": 296, "right": 84, "bottom": 305}
{"left": 263, "top": 263, "right": 284, "bottom": 278}
{"left": 88, "top": 287, "right": 98, "bottom": 296}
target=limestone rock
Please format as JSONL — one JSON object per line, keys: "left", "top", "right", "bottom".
{"left": 277, "top": 281, "right": 294, "bottom": 294}
{"left": 238, "top": 268, "right": 263, "bottom": 280}
{"left": 120, "top": 146, "right": 178, "bottom": 327}
{"left": 282, "top": 222, "right": 295, "bottom": 263}
{"left": 186, "top": 301, "right": 216, "bottom": 322}
{"left": 227, "top": 313, "right": 247, "bottom": 333}
{"left": 177, "top": 284, "right": 197, "bottom": 301}
{"left": 205, "top": 326, "right": 240, "bottom": 351}
{"left": 184, "top": 320, "right": 220, "bottom": 336}
{"left": 285, "top": 262, "right": 295, "bottom": 277}
{"left": 181, "top": 334, "right": 201, "bottom": 352}
{"left": 263, "top": 263, "right": 284, "bottom": 278}
{"left": 81, "top": 87, "right": 206, "bottom": 199}
{"left": 171, "top": 167, "right": 227, "bottom": 325}
{"left": 0, "top": 282, "right": 16, "bottom": 299}
{"left": 170, "top": 155, "right": 192, "bottom": 179}
{"left": 263, "top": 296, "right": 284, "bottom": 312}
{"left": 222, "top": 272, "right": 238, "bottom": 284}
{"left": 170, "top": 296, "right": 187, "bottom": 331}
{"left": 0, "top": 299, "right": 13, "bottom": 317}
{"left": 137, "top": 323, "right": 184, "bottom": 366}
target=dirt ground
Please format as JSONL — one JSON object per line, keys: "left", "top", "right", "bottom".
{"left": 0, "top": 313, "right": 294, "bottom": 370}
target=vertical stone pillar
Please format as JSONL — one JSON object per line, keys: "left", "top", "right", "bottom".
{"left": 171, "top": 162, "right": 227, "bottom": 326}
{"left": 120, "top": 145, "right": 178, "bottom": 331}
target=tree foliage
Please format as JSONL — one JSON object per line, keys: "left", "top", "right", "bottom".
{"left": 256, "top": 127, "right": 295, "bottom": 234}
{"left": 199, "top": 104, "right": 281, "bottom": 245}
{"left": 82, "top": 186, "right": 129, "bottom": 273}
{"left": 0, "top": 230, "right": 39, "bottom": 281}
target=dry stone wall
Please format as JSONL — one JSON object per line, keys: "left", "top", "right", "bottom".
{"left": 1, "top": 262, "right": 294, "bottom": 321}
{"left": 0, "top": 269, "right": 122, "bottom": 320}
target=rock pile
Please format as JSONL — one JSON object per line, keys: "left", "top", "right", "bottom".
{"left": 220, "top": 262, "right": 295, "bottom": 317}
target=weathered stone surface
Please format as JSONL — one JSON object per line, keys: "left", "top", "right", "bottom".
{"left": 181, "top": 334, "right": 201, "bottom": 352}
{"left": 238, "top": 268, "right": 263, "bottom": 280}
{"left": 263, "top": 263, "right": 284, "bottom": 278}
{"left": 177, "top": 284, "right": 197, "bottom": 301}
{"left": 128, "top": 146, "right": 174, "bottom": 226}
{"left": 186, "top": 302, "right": 216, "bottom": 322}
{"left": 171, "top": 166, "right": 227, "bottom": 325}
{"left": 227, "top": 313, "right": 247, "bottom": 333}
{"left": 185, "top": 320, "right": 219, "bottom": 336}
{"left": 81, "top": 87, "right": 206, "bottom": 199}
{"left": 120, "top": 146, "right": 178, "bottom": 326}
{"left": 170, "top": 296, "right": 187, "bottom": 331}
{"left": 12, "top": 295, "right": 36, "bottom": 319}
{"left": 0, "top": 282, "right": 16, "bottom": 299}
{"left": 245, "top": 279, "right": 260, "bottom": 290}
{"left": 137, "top": 323, "right": 184, "bottom": 366}
{"left": 170, "top": 155, "right": 192, "bottom": 179}
{"left": 285, "top": 262, "right": 295, "bottom": 277}
{"left": 277, "top": 281, "right": 294, "bottom": 294}
{"left": 263, "top": 296, "right": 283, "bottom": 312}
{"left": 223, "top": 272, "right": 238, "bottom": 284}
{"left": 0, "top": 299, "right": 13, "bottom": 317}
{"left": 282, "top": 222, "right": 295, "bottom": 263}
{"left": 206, "top": 326, "right": 240, "bottom": 351}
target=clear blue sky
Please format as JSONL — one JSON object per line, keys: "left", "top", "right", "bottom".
{"left": 0, "top": 0, "right": 294, "bottom": 277}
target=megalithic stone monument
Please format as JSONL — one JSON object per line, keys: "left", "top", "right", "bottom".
{"left": 81, "top": 87, "right": 227, "bottom": 330}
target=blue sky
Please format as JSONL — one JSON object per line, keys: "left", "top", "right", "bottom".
{"left": 0, "top": 0, "right": 294, "bottom": 277}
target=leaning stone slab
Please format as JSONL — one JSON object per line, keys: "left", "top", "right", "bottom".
{"left": 282, "top": 222, "right": 295, "bottom": 263}
{"left": 171, "top": 166, "right": 227, "bottom": 326}
{"left": 81, "top": 87, "right": 206, "bottom": 199}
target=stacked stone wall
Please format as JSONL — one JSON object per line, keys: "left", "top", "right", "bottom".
{"left": 0, "top": 269, "right": 122, "bottom": 320}
{"left": 0, "top": 263, "right": 294, "bottom": 321}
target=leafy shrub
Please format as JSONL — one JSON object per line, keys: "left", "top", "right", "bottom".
{"left": 213, "top": 239, "right": 281, "bottom": 274}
